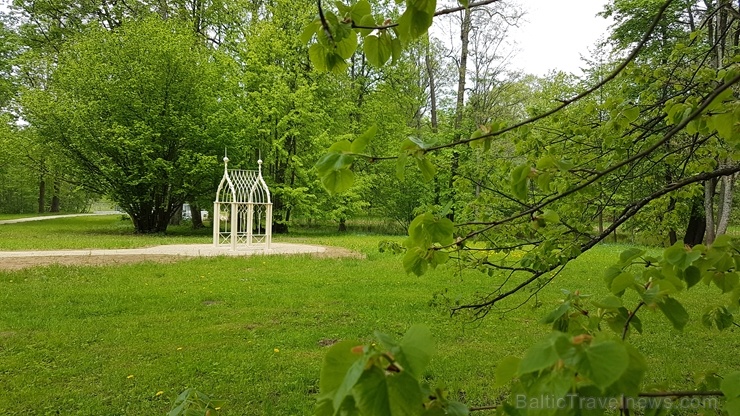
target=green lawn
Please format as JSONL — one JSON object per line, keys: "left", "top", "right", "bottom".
{"left": 0, "top": 215, "right": 212, "bottom": 250}
{"left": 0, "top": 218, "right": 738, "bottom": 415}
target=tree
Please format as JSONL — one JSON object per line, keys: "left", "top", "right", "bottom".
{"left": 310, "top": 1, "right": 740, "bottom": 415}
{"left": 310, "top": 0, "right": 740, "bottom": 311}
{"left": 21, "top": 18, "right": 228, "bottom": 232}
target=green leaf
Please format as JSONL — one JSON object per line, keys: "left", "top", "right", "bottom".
{"left": 540, "top": 210, "right": 559, "bottom": 224}
{"left": 445, "top": 401, "right": 469, "bottom": 416}
{"left": 319, "top": 340, "right": 364, "bottom": 395}
{"left": 335, "top": 32, "right": 358, "bottom": 60}
{"left": 592, "top": 295, "right": 623, "bottom": 309}
{"left": 684, "top": 266, "right": 701, "bottom": 288}
{"left": 364, "top": 32, "right": 392, "bottom": 67}
{"left": 309, "top": 44, "right": 328, "bottom": 71}
{"left": 396, "top": 325, "right": 435, "bottom": 378}
{"left": 610, "top": 272, "right": 634, "bottom": 294}
{"left": 321, "top": 168, "right": 355, "bottom": 195}
{"left": 351, "top": 124, "right": 377, "bottom": 153}
{"left": 657, "top": 297, "right": 689, "bottom": 330}
{"left": 511, "top": 164, "right": 530, "bottom": 201}
{"left": 577, "top": 340, "right": 630, "bottom": 390}
{"left": 315, "top": 152, "right": 353, "bottom": 177}
{"left": 403, "top": 246, "right": 428, "bottom": 276}
{"left": 702, "top": 306, "right": 734, "bottom": 330}
{"left": 722, "top": 372, "right": 740, "bottom": 399}
{"left": 623, "top": 106, "right": 640, "bottom": 123}
{"left": 408, "top": 212, "right": 454, "bottom": 246}
{"left": 713, "top": 112, "right": 737, "bottom": 140}
{"left": 328, "top": 140, "right": 352, "bottom": 153}
{"left": 541, "top": 301, "right": 571, "bottom": 324}
{"left": 713, "top": 272, "right": 739, "bottom": 293}
{"left": 301, "top": 21, "right": 319, "bottom": 43}
{"left": 458, "top": 0, "right": 469, "bottom": 6}
{"left": 396, "top": 151, "right": 408, "bottom": 180}
{"left": 390, "top": 37, "right": 402, "bottom": 63}
{"left": 519, "top": 332, "right": 568, "bottom": 374}
{"left": 416, "top": 157, "right": 436, "bottom": 181}
{"left": 494, "top": 356, "right": 521, "bottom": 388}
{"left": 713, "top": 233, "right": 733, "bottom": 248}
{"left": 350, "top": 0, "right": 372, "bottom": 24}
{"left": 357, "top": 14, "right": 376, "bottom": 36}
{"left": 608, "top": 343, "right": 646, "bottom": 396}
{"left": 726, "top": 398, "right": 740, "bottom": 416}
{"left": 353, "top": 367, "right": 423, "bottom": 416}
{"left": 619, "top": 247, "right": 645, "bottom": 265}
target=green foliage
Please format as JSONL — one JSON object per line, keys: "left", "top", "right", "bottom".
{"left": 402, "top": 212, "right": 454, "bottom": 275}
{"left": 21, "top": 18, "right": 225, "bottom": 233}
{"left": 315, "top": 325, "right": 468, "bottom": 416}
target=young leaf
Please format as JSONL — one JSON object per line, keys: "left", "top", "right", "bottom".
{"left": 364, "top": 33, "right": 392, "bottom": 67}
{"left": 403, "top": 246, "right": 428, "bottom": 276}
{"left": 657, "top": 297, "right": 689, "bottom": 330}
{"left": 351, "top": 124, "right": 377, "bottom": 154}
{"left": 519, "top": 332, "right": 568, "bottom": 374}
{"left": 577, "top": 340, "right": 630, "bottom": 390}
{"left": 494, "top": 356, "right": 521, "bottom": 388}
{"left": 722, "top": 372, "right": 740, "bottom": 399}
{"left": 511, "top": 164, "right": 530, "bottom": 201}
{"left": 321, "top": 168, "right": 355, "bottom": 195}
{"left": 416, "top": 157, "right": 436, "bottom": 181}
{"left": 396, "top": 325, "right": 435, "bottom": 378}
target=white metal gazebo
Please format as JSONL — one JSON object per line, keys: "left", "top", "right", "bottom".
{"left": 213, "top": 156, "right": 272, "bottom": 251}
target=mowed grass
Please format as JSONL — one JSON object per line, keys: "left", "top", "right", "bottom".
{"left": 0, "top": 215, "right": 212, "bottom": 250}
{"left": 0, "top": 218, "right": 738, "bottom": 415}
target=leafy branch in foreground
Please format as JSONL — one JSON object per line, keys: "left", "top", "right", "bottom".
{"left": 311, "top": 0, "right": 740, "bottom": 314}
{"left": 318, "top": 238, "right": 740, "bottom": 415}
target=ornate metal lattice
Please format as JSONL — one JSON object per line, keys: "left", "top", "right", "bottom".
{"left": 213, "top": 157, "right": 272, "bottom": 251}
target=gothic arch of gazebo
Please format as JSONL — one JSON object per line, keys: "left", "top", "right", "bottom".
{"left": 213, "top": 156, "right": 272, "bottom": 251}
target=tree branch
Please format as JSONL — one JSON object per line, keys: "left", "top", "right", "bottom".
{"left": 424, "top": 0, "right": 676, "bottom": 152}
{"left": 351, "top": 0, "right": 505, "bottom": 30}
{"left": 454, "top": 164, "right": 740, "bottom": 312}
{"left": 455, "top": 71, "right": 740, "bottom": 243}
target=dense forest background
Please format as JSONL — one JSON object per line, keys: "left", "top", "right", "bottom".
{"left": 0, "top": 0, "right": 738, "bottom": 244}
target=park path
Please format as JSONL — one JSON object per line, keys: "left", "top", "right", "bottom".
{"left": 0, "top": 211, "right": 122, "bottom": 225}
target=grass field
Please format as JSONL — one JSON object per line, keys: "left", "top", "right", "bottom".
{"left": 0, "top": 217, "right": 738, "bottom": 415}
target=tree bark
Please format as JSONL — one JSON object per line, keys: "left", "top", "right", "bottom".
{"left": 37, "top": 178, "right": 45, "bottom": 214}
{"left": 169, "top": 205, "right": 183, "bottom": 226}
{"left": 704, "top": 178, "right": 717, "bottom": 244}
{"left": 50, "top": 180, "right": 60, "bottom": 212}
{"left": 189, "top": 203, "right": 204, "bottom": 229}
{"left": 716, "top": 174, "right": 734, "bottom": 236}
{"left": 683, "top": 195, "right": 706, "bottom": 246}
{"left": 448, "top": 6, "right": 472, "bottom": 221}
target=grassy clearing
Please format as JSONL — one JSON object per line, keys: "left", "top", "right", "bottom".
{"left": 0, "top": 215, "right": 212, "bottom": 250}
{"left": 0, "top": 230, "right": 738, "bottom": 415}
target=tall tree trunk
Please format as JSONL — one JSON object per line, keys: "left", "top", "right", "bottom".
{"left": 50, "top": 180, "right": 60, "bottom": 212}
{"left": 426, "top": 42, "right": 441, "bottom": 206}
{"left": 169, "top": 204, "right": 183, "bottom": 226}
{"left": 448, "top": 6, "right": 472, "bottom": 221}
{"left": 684, "top": 195, "right": 706, "bottom": 246}
{"left": 190, "top": 203, "right": 204, "bottom": 229}
{"left": 705, "top": 178, "right": 717, "bottom": 244}
{"left": 716, "top": 174, "right": 734, "bottom": 236}
{"left": 37, "top": 177, "right": 45, "bottom": 214}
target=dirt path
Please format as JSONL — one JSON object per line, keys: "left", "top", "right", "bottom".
{"left": 0, "top": 211, "right": 122, "bottom": 225}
